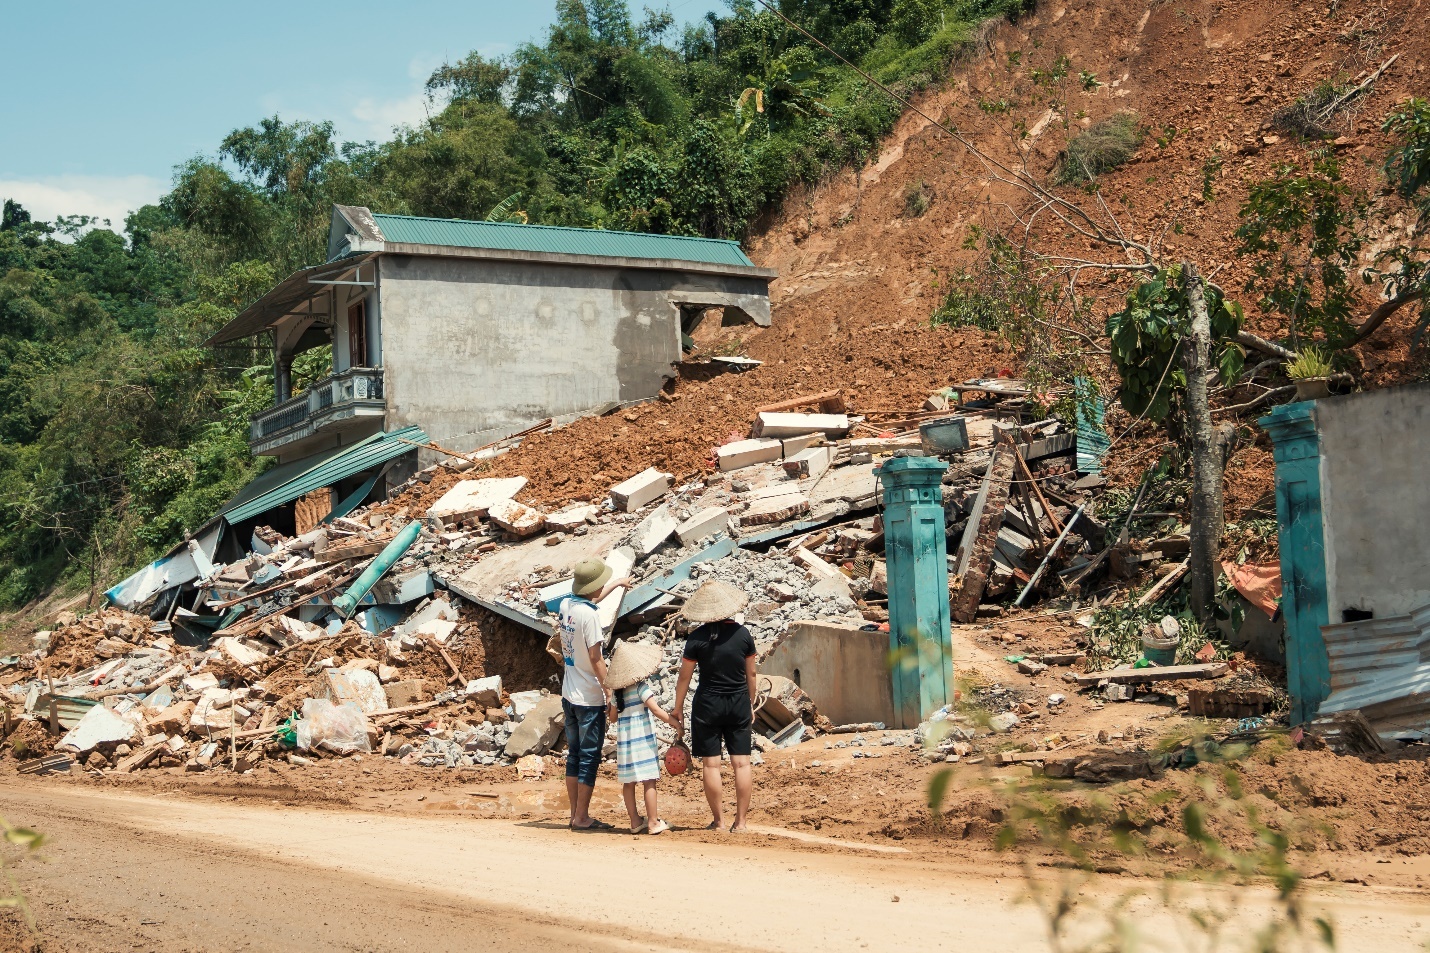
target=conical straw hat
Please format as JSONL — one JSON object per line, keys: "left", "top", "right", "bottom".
{"left": 679, "top": 580, "right": 748, "bottom": 624}
{"left": 606, "top": 639, "right": 663, "bottom": 690}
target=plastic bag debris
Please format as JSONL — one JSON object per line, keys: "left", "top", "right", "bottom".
{"left": 294, "top": 698, "right": 372, "bottom": 754}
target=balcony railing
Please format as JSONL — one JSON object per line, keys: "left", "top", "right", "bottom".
{"left": 250, "top": 367, "right": 385, "bottom": 454}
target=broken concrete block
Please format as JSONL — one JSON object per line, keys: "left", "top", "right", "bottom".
{"left": 609, "top": 467, "right": 672, "bottom": 512}
{"left": 509, "top": 690, "right": 544, "bottom": 720}
{"left": 426, "top": 477, "right": 528, "bottom": 523}
{"left": 869, "top": 560, "right": 888, "bottom": 595}
{"left": 464, "top": 675, "right": 502, "bottom": 708}
{"left": 488, "top": 499, "right": 546, "bottom": 537}
{"left": 717, "top": 438, "right": 783, "bottom": 472}
{"left": 145, "top": 701, "right": 195, "bottom": 735}
{"left": 323, "top": 669, "right": 388, "bottom": 714}
{"left": 370, "top": 568, "right": 434, "bottom": 605}
{"left": 677, "top": 507, "right": 730, "bottom": 546}
{"left": 597, "top": 546, "right": 636, "bottom": 631}
{"left": 630, "top": 504, "right": 677, "bottom": 556}
{"left": 740, "top": 486, "right": 810, "bottom": 525}
{"left": 415, "top": 618, "right": 458, "bottom": 645}
{"left": 766, "top": 582, "right": 798, "bottom": 602}
{"left": 1105, "top": 683, "right": 1133, "bottom": 702}
{"left": 182, "top": 672, "right": 219, "bottom": 694}
{"left": 794, "top": 547, "right": 841, "bottom": 580}
{"left": 988, "top": 712, "right": 1020, "bottom": 733}
{"left": 383, "top": 679, "right": 428, "bottom": 709}
{"left": 546, "top": 504, "right": 597, "bottom": 532}
{"left": 781, "top": 433, "right": 823, "bottom": 458}
{"left": 811, "top": 575, "right": 851, "bottom": 600}
{"left": 1017, "top": 659, "right": 1049, "bottom": 676}
{"left": 503, "top": 695, "right": 566, "bottom": 758}
{"left": 782, "top": 445, "right": 833, "bottom": 480}
{"left": 189, "top": 689, "right": 236, "bottom": 735}
{"left": 59, "top": 704, "right": 139, "bottom": 753}
{"left": 394, "top": 597, "right": 457, "bottom": 637}
{"left": 214, "top": 636, "right": 268, "bottom": 668}
{"left": 752, "top": 412, "right": 852, "bottom": 439}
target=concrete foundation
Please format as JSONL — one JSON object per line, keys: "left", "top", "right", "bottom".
{"left": 761, "top": 620, "right": 895, "bottom": 727}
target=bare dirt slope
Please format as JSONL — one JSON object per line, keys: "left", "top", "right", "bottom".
{"left": 3, "top": 784, "right": 1428, "bottom": 953}
{"left": 471, "top": 0, "right": 1427, "bottom": 515}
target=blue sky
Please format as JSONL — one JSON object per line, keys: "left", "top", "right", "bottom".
{"left": 0, "top": 1, "right": 726, "bottom": 228}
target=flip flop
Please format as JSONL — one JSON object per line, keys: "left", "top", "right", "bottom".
{"left": 572, "top": 819, "right": 615, "bottom": 832}
{"left": 631, "top": 818, "right": 648, "bottom": 834}
{"left": 648, "top": 820, "right": 669, "bottom": 835}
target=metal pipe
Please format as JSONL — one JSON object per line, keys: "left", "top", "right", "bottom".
{"left": 332, "top": 519, "right": 424, "bottom": 619}
{"left": 1015, "top": 501, "right": 1088, "bottom": 608}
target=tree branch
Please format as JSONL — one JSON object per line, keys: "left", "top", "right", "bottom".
{"left": 1344, "top": 286, "right": 1428, "bottom": 347}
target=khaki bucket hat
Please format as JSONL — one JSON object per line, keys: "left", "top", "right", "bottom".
{"left": 679, "top": 580, "right": 748, "bottom": 624}
{"left": 571, "top": 558, "right": 612, "bottom": 597}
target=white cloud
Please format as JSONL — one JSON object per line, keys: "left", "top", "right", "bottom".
{"left": 349, "top": 92, "right": 434, "bottom": 140}
{"left": 0, "top": 174, "right": 166, "bottom": 233}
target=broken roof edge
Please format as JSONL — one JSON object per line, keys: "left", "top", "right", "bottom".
{"left": 204, "top": 254, "right": 377, "bottom": 346}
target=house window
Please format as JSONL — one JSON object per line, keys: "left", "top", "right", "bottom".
{"left": 348, "top": 299, "right": 368, "bottom": 368}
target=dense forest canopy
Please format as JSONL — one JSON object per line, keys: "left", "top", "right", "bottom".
{"left": 0, "top": 0, "right": 1031, "bottom": 607}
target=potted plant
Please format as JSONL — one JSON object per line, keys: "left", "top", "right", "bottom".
{"left": 1284, "top": 346, "right": 1334, "bottom": 401}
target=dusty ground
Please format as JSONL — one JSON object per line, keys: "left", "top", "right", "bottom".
{"left": 2, "top": 782, "right": 1428, "bottom": 953}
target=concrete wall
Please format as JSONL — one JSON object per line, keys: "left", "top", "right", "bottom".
{"left": 378, "top": 254, "right": 765, "bottom": 454}
{"left": 760, "top": 620, "right": 895, "bottom": 727}
{"left": 1317, "top": 383, "right": 1430, "bottom": 620}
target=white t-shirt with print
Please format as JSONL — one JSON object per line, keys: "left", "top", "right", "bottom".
{"left": 559, "top": 597, "right": 606, "bottom": 707}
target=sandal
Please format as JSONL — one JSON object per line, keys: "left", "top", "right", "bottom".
{"left": 572, "top": 818, "right": 615, "bottom": 832}
{"left": 648, "top": 819, "right": 669, "bottom": 835}
{"left": 631, "top": 817, "right": 648, "bottom": 834}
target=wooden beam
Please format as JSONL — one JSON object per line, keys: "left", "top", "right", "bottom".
{"left": 1073, "top": 661, "right": 1228, "bottom": 685}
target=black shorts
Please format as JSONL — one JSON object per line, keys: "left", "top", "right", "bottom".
{"left": 690, "top": 692, "right": 753, "bottom": 759}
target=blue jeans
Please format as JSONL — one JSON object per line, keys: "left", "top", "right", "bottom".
{"left": 563, "top": 698, "right": 606, "bottom": 787}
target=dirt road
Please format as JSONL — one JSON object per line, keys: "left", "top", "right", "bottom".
{"left": 2, "top": 784, "right": 1426, "bottom": 953}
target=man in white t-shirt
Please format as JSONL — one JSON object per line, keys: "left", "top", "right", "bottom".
{"left": 558, "top": 557, "right": 629, "bottom": 831}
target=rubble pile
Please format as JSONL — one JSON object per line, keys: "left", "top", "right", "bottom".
{"left": 0, "top": 376, "right": 1243, "bottom": 781}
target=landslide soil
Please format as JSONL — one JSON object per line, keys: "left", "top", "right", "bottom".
{"left": 395, "top": 0, "right": 1429, "bottom": 523}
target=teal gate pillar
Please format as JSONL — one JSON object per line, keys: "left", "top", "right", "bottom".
{"left": 880, "top": 456, "right": 954, "bottom": 728}
{"left": 1259, "top": 402, "right": 1330, "bottom": 723}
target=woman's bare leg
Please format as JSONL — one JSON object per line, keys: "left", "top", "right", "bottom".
{"left": 643, "top": 781, "right": 660, "bottom": 824}
{"left": 701, "top": 756, "right": 724, "bottom": 829}
{"left": 729, "top": 756, "right": 753, "bottom": 832}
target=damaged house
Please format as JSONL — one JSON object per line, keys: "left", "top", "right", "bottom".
{"left": 106, "top": 208, "right": 773, "bottom": 608}
{"left": 210, "top": 205, "right": 775, "bottom": 469}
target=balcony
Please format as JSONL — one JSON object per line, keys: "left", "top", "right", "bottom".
{"left": 250, "top": 367, "right": 386, "bottom": 456}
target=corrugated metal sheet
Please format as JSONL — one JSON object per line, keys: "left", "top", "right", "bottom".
{"left": 1319, "top": 603, "right": 1430, "bottom": 741}
{"left": 370, "top": 213, "right": 756, "bottom": 268}
{"left": 221, "top": 426, "right": 427, "bottom": 525}
{"left": 1074, "top": 378, "right": 1110, "bottom": 474}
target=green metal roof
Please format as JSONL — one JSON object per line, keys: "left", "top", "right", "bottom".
{"left": 220, "top": 426, "right": 427, "bottom": 525}
{"left": 367, "top": 213, "right": 756, "bottom": 268}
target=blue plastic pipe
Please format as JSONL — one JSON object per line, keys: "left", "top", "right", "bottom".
{"left": 332, "top": 519, "right": 424, "bottom": 619}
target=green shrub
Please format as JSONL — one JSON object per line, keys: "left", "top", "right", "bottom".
{"left": 1057, "top": 112, "right": 1143, "bottom": 184}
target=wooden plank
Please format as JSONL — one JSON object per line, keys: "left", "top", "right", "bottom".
{"left": 1073, "top": 662, "right": 1228, "bottom": 685}
{"left": 951, "top": 433, "right": 1015, "bottom": 623}
{"left": 754, "top": 390, "right": 844, "bottom": 415}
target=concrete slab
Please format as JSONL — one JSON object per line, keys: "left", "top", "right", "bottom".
{"left": 448, "top": 522, "right": 627, "bottom": 606}
{"left": 609, "top": 468, "right": 672, "bottom": 512}
{"left": 676, "top": 507, "right": 730, "bottom": 546}
{"left": 781, "top": 433, "right": 823, "bottom": 457}
{"left": 783, "top": 445, "right": 833, "bottom": 480}
{"left": 741, "top": 487, "right": 810, "bottom": 526}
{"left": 488, "top": 499, "right": 546, "bottom": 537}
{"left": 630, "top": 505, "right": 677, "bottom": 556}
{"left": 323, "top": 669, "right": 387, "bottom": 714}
{"left": 504, "top": 695, "right": 565, "bottom": 758}
{"left": 808, "top": 463, "right": 879, "bottom": 510}
{"left": 546, "top": 504, "right": 597, "bottom": 531}
{"left": 464, "top": 675, "right": 502, "bottom": 707}
{"left": 383, "top": 679, "right": 428, "bottom": 708}
{"left": 718, "top": 438, "right": 782, "bottom": 471}
{"left": 760, "top": 620, "right": 896, "bottom": 727}
{"left": 426, "top": 477, "right": 528, "bottom": 523}
{"left": 59, "top": 704, "right": 139, "bottom": 753}
{"left": 753, "top": 412, "right": 851, "bottom": 439}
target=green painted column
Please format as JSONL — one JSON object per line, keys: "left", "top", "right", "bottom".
{"left": 880, "top": 456, "right": 954, "bottom": 728}
{"left": 1259, "top": 402, "right": 1331, "bottom": 723}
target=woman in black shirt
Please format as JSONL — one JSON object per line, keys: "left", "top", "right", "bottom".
{"left": 673, "top": 580, "right": 758, "bottom": 833}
